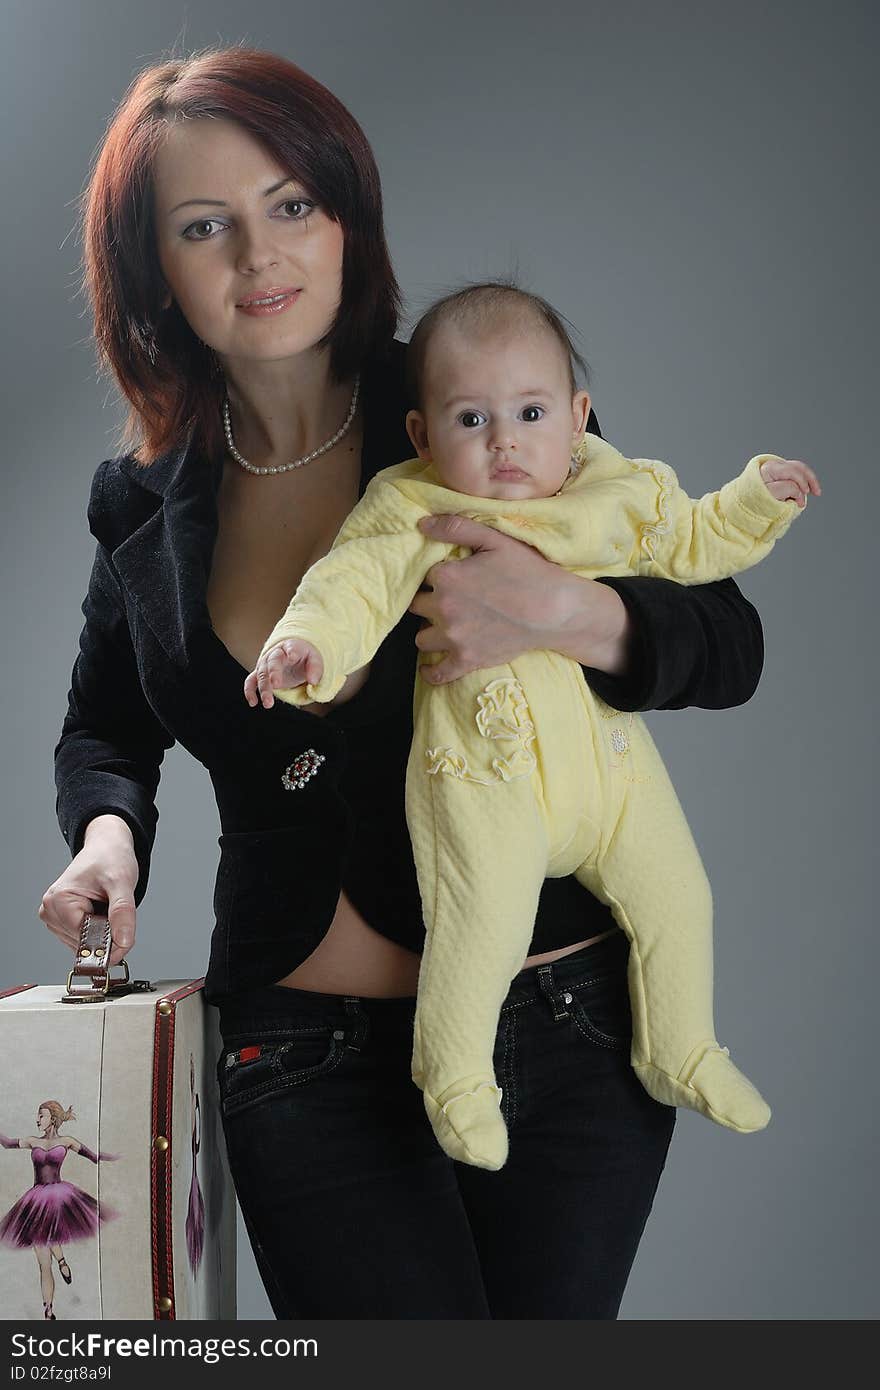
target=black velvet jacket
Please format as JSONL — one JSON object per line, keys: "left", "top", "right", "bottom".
{"left": 54, "top": 339, "right": 764, "bottom": 1003}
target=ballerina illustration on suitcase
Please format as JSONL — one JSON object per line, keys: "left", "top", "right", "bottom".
{"left": 185, "top": 1053, "right": 205, "bottom": 1277}
{"left": 0, "top": 1099, "right": 119, "bottom": 1319}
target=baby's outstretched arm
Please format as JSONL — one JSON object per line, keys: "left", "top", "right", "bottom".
{"left": 250, "top": 472, "right": 455, "bottom": 709}
{"left": 244, "top": 638, "right": 325, "bottom": 710}
{"left": 636, "top": 451, "right": 821, "bottom": 583}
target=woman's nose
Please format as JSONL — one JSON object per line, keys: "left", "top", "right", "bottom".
{"left": 235, "top": 228, "right": 279, "bottom": 276}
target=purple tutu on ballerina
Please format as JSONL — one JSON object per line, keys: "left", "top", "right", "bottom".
{"left": 0, "top": 1145, "right": 118, "bottom": 1248}
{"left": 185, "top": 1164, "right": 205, "bottom": 1273}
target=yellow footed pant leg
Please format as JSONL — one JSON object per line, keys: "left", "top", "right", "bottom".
{"left": 574, "top": 712, "right": 771, "bottom": 1133}
{"left": 406, "top": 666, "right": 553, "bottom": 1171}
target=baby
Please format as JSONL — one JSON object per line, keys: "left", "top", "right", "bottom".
{"left": 246, "top": 283, "right": 821, "bottom": 1172}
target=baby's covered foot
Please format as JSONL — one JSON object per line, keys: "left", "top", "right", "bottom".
{"left": 421, "top": 1072, "right": 508, "bottom": 1170}
{"left": 635, "top": 1042, "right": 771, "bottom": 1133}
{"left": 680, "top": 1043, "right": 771, "bottom": 1132}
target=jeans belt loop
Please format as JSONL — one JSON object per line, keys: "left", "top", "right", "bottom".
{"left": 342, "top": 996, "right": 369, "bottom": 1050}
{"left": 536, "top": 964, "right": 571, "bottom": 1021}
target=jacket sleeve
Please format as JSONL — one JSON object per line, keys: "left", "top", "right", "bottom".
{"left": 582, "top": 574, "right": 765, "bottom": 712}
{"left": 634, "top": 453, "right": 801, "bottom": 582}
{"left": 258, "top": 476, "right": 452, "bottom": 705}
{"left": 54, "top": 477, "right": 175, "bottom": 905}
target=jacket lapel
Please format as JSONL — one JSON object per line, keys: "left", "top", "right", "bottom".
{"left": 111, "top": 442, "right": 223, "bottom": 668}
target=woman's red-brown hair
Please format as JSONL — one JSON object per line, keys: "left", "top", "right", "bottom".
{"left": 82, "top": 47, "right": 401, "bottom": 466}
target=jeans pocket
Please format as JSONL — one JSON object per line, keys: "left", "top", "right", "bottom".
{"left": 568, "top": 970, "right": 632, "bottom": 1051}
{"left": 217, "top": 1026, "right": 349, "bottom": 1117}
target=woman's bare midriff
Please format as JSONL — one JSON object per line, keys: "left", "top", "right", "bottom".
{"left": 272, "top": 892, "right": 619, "bottom": 997}
{"left": 207, "top": 437, "right": 619, "bottom": 1001}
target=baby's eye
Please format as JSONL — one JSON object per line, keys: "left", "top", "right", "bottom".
{"left": 458, "top": 411, "right": 487, "bottom": 429}
{"left": 182, "top": 219, "right": 225, "bottom": 241}
{"left": 520, "top": 405, "right": 545, "bottom": 423}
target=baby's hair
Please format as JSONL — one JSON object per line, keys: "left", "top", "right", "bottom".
{"left": 406, "top": 278, "right": 591, "bottom": 409}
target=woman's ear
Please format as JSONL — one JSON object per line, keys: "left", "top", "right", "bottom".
{"left": 571, "top": 389, "right": 591, "bottom": 438}
{"left": 406, "top": 409, "right": 432, "bottom": 460}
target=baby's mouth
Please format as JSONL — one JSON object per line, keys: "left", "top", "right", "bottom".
{"left": 491, "top": 466, "right": 529, "bottom": 479}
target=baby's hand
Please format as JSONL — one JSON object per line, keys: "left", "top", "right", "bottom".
{"left": 759, "top": 457, "right": 822, "bottom": 509}
{"left": 244, "top": 639, "right": 325, "bottom": 709}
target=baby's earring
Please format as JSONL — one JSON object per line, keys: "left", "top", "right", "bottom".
{"left": 570, "top": 431, "right": 589, "bottom": 473}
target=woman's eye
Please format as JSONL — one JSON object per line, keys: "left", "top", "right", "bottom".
{"left": 458, "top": 411, "right": 486, "bottom": 429}
{"left": 181, "top": 199, "right": 314, "bottom": 242}
{"left": 182, "top": 219, "right": 224, "bottom": 241}
{"left": 521, "top": 405, "right": 545, "bottom": 422}
{"left": 277, "top": 199, "right": 314, "bottom": 220}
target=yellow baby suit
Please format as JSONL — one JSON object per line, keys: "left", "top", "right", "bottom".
{"left": 259, "top": 435, "right": 800, "bottom": 1170}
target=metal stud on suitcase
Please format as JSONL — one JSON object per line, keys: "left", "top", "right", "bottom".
{"left": 0, "top": 910, "right": 236, "bottom": 1321}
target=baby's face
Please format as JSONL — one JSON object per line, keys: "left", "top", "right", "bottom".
{"left": 406, "top": 324, "right": 590, "bottom": 500}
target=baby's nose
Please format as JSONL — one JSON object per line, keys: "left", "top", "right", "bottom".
{"left": 489, "top": 427, "right": 517, "bottom": 450}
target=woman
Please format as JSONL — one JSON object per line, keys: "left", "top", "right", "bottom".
{"left": 40, "top": 48, "right": 765, "bottom": 1319}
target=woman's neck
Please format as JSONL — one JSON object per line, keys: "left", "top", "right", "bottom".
{"left": 221, "top": 349, "right": 357, "bottom": 470}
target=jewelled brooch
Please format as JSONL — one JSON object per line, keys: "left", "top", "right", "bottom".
{"left": 281, "top": 748, "right": 326, "bottom": 791}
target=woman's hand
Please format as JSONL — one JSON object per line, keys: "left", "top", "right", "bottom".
{"left": 411, "top": 515, "right": 633, "bottom": 684}
{"left": 38, "top": 815, "right": 139, "bottom": 968}
{"left": 244, "top": 638, "right": 325, "bottom": 709}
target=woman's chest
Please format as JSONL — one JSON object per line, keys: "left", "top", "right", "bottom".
{"left": 206, "top": 455, "right": 363, "bottom": 674}
{"left": 120, "top": 440, "right": 418, "bottom": 765}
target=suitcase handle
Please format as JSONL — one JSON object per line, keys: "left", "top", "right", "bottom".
{"left": 60, "top": 902, "right": 152, "bottom": 1003}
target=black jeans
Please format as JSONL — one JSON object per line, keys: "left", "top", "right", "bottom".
{"left": 214, "top": 926, "right": 676, "bottom": 1319}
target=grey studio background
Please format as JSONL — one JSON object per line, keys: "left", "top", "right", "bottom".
{"left": 2, "top": 0, "right": 875, "bottom": 1321}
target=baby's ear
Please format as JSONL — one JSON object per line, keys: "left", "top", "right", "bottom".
{"left": 406, "top": 409, "right": 432, "bottom": 460}
{"left": 571, "top": 389, "right": 591, "bottom": 438}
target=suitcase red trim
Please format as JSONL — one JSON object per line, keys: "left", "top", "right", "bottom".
{"left": 150, "top": 978, "right": 206, "bottom": 1321}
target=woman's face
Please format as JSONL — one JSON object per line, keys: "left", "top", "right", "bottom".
{"left": 153, "top": 118, "right": 345, "bottom": 370}
{"left": 37, "top": 1108, "right": 51, "bottom": 1133}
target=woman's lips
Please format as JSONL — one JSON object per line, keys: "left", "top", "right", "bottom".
{"left": 236, "top": 288, "right": 301, "bottom": 317}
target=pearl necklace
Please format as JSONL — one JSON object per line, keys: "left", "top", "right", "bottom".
{"left": 222, "top": 374, "right": 360, "bottom": 475}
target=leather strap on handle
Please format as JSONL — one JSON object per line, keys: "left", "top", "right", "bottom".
{"left": 61, "top": 901, "right": 132, "bottom": 1003}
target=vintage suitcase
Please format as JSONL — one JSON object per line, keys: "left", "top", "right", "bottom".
{"left": 0, "top": 913, "right": 237, "bottom": 1321}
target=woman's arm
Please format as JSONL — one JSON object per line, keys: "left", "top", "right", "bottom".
{"left": 410, "top": 516, "right": 764, "bottom": 712}
{"left": 581, "top": 574, "right": 764, "bottom": 711}
{"left": 54, "top": 540, "right": 175, "bottom": 902}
